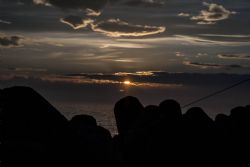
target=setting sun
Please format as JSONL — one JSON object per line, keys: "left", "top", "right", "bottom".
{"left": 123, "top": 80, "right": 131, "bottom": 85}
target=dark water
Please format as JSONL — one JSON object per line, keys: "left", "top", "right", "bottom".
{"left": 54, "top": 102, "right": 118, "bottom": 135}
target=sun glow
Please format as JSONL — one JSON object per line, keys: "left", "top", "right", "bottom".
{"left": 123, "top": 80, "right": 132, "bottom": 85}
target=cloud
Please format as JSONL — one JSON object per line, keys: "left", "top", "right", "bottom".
{"left": 228, "top": 64, "right": 243, "bottom": 68}
{"left": 183, "top": 61, "right": 222, "bottom": 69}
{"left": 59, "top": 16, "right": 166, "bottom": 38}
{"left": 111, "top": 58, "right": 141, "bottom": 63}
{"left": 33, "top": 0, "right": 109, "bottom": 12}
{"left": 65, "top": 71, "right": 173, "bottom": 86}
{"left": 63, "top": 71, "right": 250, "bottom": 89}
{"left": 199, "top": 34, "right": 250, "bottom": 39}
{"left": 0, "top": 35, "right": 22, "bottom": 47}
{"left": 0, "top": 19, "right": 12, "bottom": 24}
{"left": 8, "top": 67, "right": 47, "bottom": 72}
{"left": 85, "top": 8, "right": 101, "bottom": 16}
{"left": 2, "top": 70, "right": 250, "bottom": 88}
{"left": 178, "top": 13, "right": 190, "bottom": 17}
{"left": 191, "top": 2, "right": 236, "bottom": 24}
{"left": 63, "top": 71, "right": 183, "bottom": 88}
{"left": 100, "top": 43, "right": 151, "bottom": 49}
{"left": 123, "top": 0, "right": 165, "bottom": 7}
{"left": 0, "top": 70, "right": 181, "bottom": 89}
{"left": 41, "top": 75, "right": 183, "bottom": 88}
{"left": 175, "top": 51, "right": 185, "bottom": 57}
{"left": 60, "top": 16, "right": 94, "bottom": 29}
{"left": 173, "top": 35, "right": 250, "bottom": 46}
{"left": 113, "top": 71, "right": 156, "bottom": 76}
{"left": 91, "top": 19, "right": 166, "bottom": 37}
{"left": 218, "top": 54, "right": 250, "bottom": 60}
{"left": 198, "top": 34, "right": 250, "bottom": 42}
{"left": 183, "top": 61, "right": 244, "bottom": 69}
{"left": 0, "top": 0, "right": 34, "bottom": 5}
{"left": 197, "top": 53, "right": 208, "bottom": 57}
{"left": 105, "top": 35, "right": 250, "bottom": 47}
{"left": 196, "top": 21, "right": 216, "bottom": 25}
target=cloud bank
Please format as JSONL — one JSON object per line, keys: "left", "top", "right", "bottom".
{"left": 124, "top": 0, "right": 165, "bottom": 7}
{"left": 218, "top": 54, "right": 250, "bottom": 60}
{"left": 183, "top": 61, "right": 244, "bottom": 69}
{"left": 33, "top": 0, "right": 109, "bottom": 12}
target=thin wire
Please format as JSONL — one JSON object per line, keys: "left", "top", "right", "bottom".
{"left": 182, "top": 78, "right": 250, "bottom": 108}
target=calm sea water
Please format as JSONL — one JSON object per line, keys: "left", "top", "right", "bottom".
{"left": 54, "top": 102, "right": 118, "bottom": 135}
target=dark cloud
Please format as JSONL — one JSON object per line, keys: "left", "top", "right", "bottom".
{"left": 183, "top": 61, "right": 244, "bottom": 69}
{"left": 32, "top": 0, "right": 165, "bottom": 15}
{"left": 91, "top": 19, "right": 166, "bottom": 37}
{"left": 1, "top": 0, "right": 165, "bottom": 10}
{"left": 0, "top": 19, "right": 11, "bottom": 24}
{"left": 183, "top": 61, "right": 222, "bottom": 69}
{"left": 123, "top": 0, "right": 165, "bottom": 7}
{"left": 8, "top": 67, "right": 47, "bottom": 72}
{"left": 218, "top": 54, "right": 250, "bottom": 60}
{"left": 0, "top": 0, "right": 34, "bottom": 5}
{"left": 64, "top": 71, "right": 250, "bottom": 87}
{"left": 0, "top": 35, "right": 22, "bottom": 47}
{"left": 2, "top": 71, "right": 250, "bottom": 93}
{"left": 33, "top": 0, "right": 109, "bottom": 12}
{"left": 191, "top": 2, "right": 236, "bottom": 24}
{"left": 228, "top": 64, "right": 243, "bottom": 68}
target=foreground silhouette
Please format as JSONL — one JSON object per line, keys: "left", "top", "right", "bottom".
{"left": 0, "top": 86, "right": 250, "bottom": 166}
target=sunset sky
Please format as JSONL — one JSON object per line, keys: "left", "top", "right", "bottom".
{"left": 1, "top": 0, "right": 250, "bottom": 130}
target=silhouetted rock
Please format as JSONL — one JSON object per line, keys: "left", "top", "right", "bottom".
{"left": 0, "top": 89, "right": 2, "bottom": 166}
{"left": 69, "top": 115, "right": 111, "bottom": 140}
{"left": 183, "top": 107, "right": 215, "bottom": 142}
{"left": 70, "top": 114, "right": 97, "bottom": 128}
{"left": 1, "top": 86, "right": 68, "bottom": 140}
{"left": 215, "top": 113, "right": 230, "bottom": 135}
{"left": 246, "top": 105, "right": 250, "bottom": 111}
{"left": 0, "top": 86, "right": 69, "bottom": 166}
{"left": 1, "top": 86, "right": 250, "bottom": 167}
{"left": 69, "top": 115, "right": 113, "bottom": 167}
{"left": 215, "top": 113, "right": 230, "bottom": 124}
{"left": 214, "top": 113, "right": 232, "bottom": 165}
{"left": 159, "top": 99, "right": 182, "bottom": 122}
{"left": 182, "top": 107, "right": 215, "bottom": 166}
{"left": 114, "top": 96, "right": 144, "bottom": 134}
{"left": 136, "top": 105, "right": 159, "bottom": 129}
{"left": 184, "top": 107, "right": 213, "bottom": 128}
{"left": 230, "top": 106, "right": 250, "bottom": 135}
{"left": 228, "top": 106, "right": 250, "bottom": 165}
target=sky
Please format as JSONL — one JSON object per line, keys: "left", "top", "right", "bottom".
{"left": 1, "top": 0, "right": 250, "bottom": 131}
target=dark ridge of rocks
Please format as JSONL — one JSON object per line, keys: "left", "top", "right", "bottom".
{"left": 0, "top": 86, "right": 250, "bottom": 167}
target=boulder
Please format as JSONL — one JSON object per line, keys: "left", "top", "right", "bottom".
{"left": 114, "top": 96, "right": 144, "bottom": 134}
